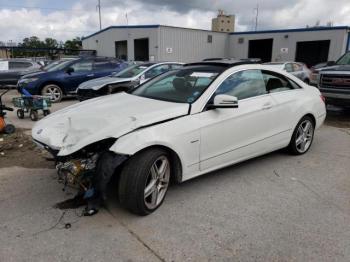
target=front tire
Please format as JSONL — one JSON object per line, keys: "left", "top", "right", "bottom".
{"left": 41, "top": 84, "right": 63, "bottom": 103}
{"left": 118, "top": 148, "right": 171, "bottom": 215}
{"left": 288, "top": 116, "right": 315, "bottom": 155}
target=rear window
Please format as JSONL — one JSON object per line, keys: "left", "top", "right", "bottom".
{"left": 9, "top": 61, "right": 33, "bottom": 69}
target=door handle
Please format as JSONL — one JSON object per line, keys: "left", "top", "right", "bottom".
{"left": 87, "top": 74, "right": 94, "bottom": 77}
{"left": 262, "top": 102, "right": 272, "bottom": 110}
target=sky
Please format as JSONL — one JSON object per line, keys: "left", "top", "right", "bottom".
{"left": 0, "top": 0, "right": 349, "bottom": 43}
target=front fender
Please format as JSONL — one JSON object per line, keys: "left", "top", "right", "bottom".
{"left": 108, "top": 121, "right": 201, "bottom": 181}
{"left": 109, "top": 130, "right": 184, "bottom": 159}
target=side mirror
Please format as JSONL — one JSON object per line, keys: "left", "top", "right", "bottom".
{"left": 326, "top": 61, "right": 335, "bottom": 66}
{"left": 208, "top": 94, "right": 238, "bottom": 109}
{"left": 66, "top": 67, "right": 74, "bottom": 74}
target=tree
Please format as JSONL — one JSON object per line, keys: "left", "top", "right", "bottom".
{"left": 11, "top": 36, "right": 83, "bottom": 58}
{"left": 44, "top": 38, "right": 58, "bottom": 48}
{"left": 64, "top": 37, "right": 82, "bottom": 50}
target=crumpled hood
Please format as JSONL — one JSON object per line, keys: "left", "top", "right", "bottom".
{"left": 32, "top": 92, "right": 189, "bottom": 156}
{"left": 78, "top": 76, "right": 135, "bottom": 91}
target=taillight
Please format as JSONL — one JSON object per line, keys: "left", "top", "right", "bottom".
{"left": 320, "top": 94, "right": 326, "bottom": 103}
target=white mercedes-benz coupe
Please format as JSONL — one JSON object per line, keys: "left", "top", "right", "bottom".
{"left": 32, "top": 60, "right": 326, "bottom": 215}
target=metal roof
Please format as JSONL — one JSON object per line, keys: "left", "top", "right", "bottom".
{"left": 82, "top": 24, "right": 228, "bottom": 40}
{"left": 230, "top": 26, "right": 350, "bottom": 35}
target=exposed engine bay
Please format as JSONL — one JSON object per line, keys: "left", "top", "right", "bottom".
{"left": 39, "top": 138, "right": 128, "bottom": 215}
{"left": 56, "top": 154, "right": 98, "bottom": 192}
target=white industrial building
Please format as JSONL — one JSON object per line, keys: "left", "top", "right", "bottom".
{"left": 82, "top": 25, "right": 350, "bottom": 66}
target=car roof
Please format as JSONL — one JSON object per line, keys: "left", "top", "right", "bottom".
{"left": 185, "top": 60, "right": 260, "bottom": 68}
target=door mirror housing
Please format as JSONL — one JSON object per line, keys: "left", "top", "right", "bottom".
{"left": 208, "top": 94, "right": 238, "bottom": 109}
{"left": 66, "top": 67, "right": 74, "bottom": 74}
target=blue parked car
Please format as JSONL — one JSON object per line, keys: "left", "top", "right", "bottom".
{"left": 17, "top": 57, "right": 128, "bottom": 102}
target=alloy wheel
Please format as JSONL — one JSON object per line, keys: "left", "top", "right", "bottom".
{"left": 42, "top": 85, "right": 62, "bottom": 102}
{"left": 295, "top": 119, "right": 314, "bottom": 153}
{"left": 144, "top": 156, "right": 170, "bottom": 210}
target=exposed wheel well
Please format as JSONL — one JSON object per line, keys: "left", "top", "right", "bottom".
{"left": 304, "top": 113, "right": 316, "bottom": 127}
{"left": 132, "top": 145, "right": 183, "bottom": 184}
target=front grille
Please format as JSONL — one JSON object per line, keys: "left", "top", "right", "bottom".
{"left": 320, "top": 74, "right": 350, "bottom": 89}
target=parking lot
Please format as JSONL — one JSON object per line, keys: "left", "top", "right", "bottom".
{"left": 0, "top": 89, "right": 349, "bottom": 261}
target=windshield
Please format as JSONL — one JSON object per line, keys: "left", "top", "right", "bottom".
{"left": 131, "top": 67, "right": 220, "bottom": 103}
{"left": 112, "top": 64, "right": 150, "bottom": 78}
{"left": 336, "top": 52, "right": 350, "bottom": 65}
{"left": 44, "top": 60, "right": 73, "bottom": 72}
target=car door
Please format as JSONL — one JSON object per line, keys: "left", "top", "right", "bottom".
{"left": 92, "top": 58, "right": 121, "bottom": 78}
{"left": 198, "top": 69, "right": 279, "bottom": 171}
{"left": 64, "top": 59, "right": 94, "bottom": 92}
{"left": 262, "top": 70, "right": 302, "bottom": 143}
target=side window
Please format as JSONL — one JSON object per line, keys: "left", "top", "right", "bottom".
{"left": 170, "top": 64, "right": 183, "bottom": 70}
{"left": 284, "top": 63, "right": 293, "bottom": 72}
{"left": 215, "top": 70, "right": 267, "bottom": 100}
{"left": 71, "top": 60, "right": 93, "bottom": 72}
{"left": 9, "top": 62, "right": 32, "bottom": 69}
{"left": 262, "top": 70, "right": 297, "bottom": 93}
{"left": 145, "top": 65, "right": 170, "bottom": 79}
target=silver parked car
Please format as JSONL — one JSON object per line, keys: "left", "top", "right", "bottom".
{"left": 76, "top": 62, "right": 184, "bottom": 101}
{"left": 264, "top": 62, "right": 311, "bottom": 84}
{"left": 0, "top": 59, "right": 41, "bottom": 87}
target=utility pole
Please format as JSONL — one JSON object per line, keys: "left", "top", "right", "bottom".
{"left": 254, "top": 3, "right": 259, "bottom": 31}
{"left": 97, "top": 0, "right": 102, "bottom": 30}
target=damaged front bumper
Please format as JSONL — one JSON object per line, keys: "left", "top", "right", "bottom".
{"left": 34, "top": 138, "right": 129, "bottom": 198}
{"left": 56, "top": 155, "right": 98, "bottom": 191}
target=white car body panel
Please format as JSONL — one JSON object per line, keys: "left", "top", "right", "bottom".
{"left": 32, "top": 64, "right": 326, "bottom": 182}
{"left": 32, "top": 93, "right": 189, "bottom": 156}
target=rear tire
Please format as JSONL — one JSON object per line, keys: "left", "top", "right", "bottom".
{"left": 118, "top": 148, "right": 171, "bottom": 215}
{"left": 43, "top": 109, "right": 51, "bottom": 116}
{"left": 288, "top": 116, "right": 315, "bottom": 155}
{"left": 4, "top": 124, "right": 15, "bottom": 134}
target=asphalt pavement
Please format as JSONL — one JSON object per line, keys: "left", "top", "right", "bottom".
{"left": 0, "top": 89, "right": 350, "bottom": 261}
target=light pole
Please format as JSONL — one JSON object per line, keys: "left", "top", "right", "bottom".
{"left": 254, "top": 3, "right": 259, "bottom": 31}
{"left": 97, "top": 0, "right": 102, "bottom": 30}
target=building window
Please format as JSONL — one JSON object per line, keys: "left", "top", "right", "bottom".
{"left": 207, "top": 35, "right": 213, "bottom": 43}
{"left": 221, "top": 20, "right": 224, "bottom": 23}
{"left": 227, "top": 20, "right": 230, "bottom": 23}
{"left": 221, "top": 29, "right": 224, "bottom": 31}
